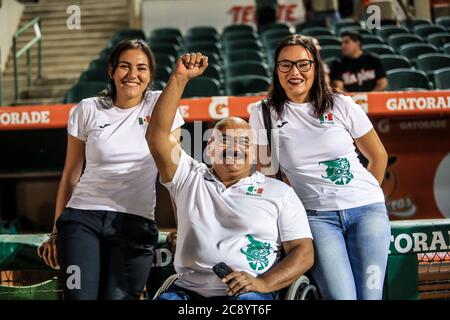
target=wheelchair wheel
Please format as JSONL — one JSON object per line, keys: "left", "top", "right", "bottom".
{"left": 152, "top": 273, "right": 181, "bottom": 300}
{"left": 286, "top": 275, "right": 320, "bottom": 300}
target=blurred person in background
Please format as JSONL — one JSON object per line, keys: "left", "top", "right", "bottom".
{"left": 330, "top": 30, "right": 387, "bottom": 92}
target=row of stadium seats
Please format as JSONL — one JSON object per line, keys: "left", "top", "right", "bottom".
{"left": 64, "top": 17, "right": 450, "bottom": 102}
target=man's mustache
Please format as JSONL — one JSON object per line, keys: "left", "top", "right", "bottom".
{"left": 221, "top": 149, "right": 245, "bottom": 160}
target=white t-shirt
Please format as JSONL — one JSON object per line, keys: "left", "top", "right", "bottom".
{"left": 162, "top": 150, "right": 312, "bottom": 297}
{"left": 249, "top": 94, "right": 385, "bottom": 211}
{"left": 66, "top": 91, "right": 185, "bottom": 220}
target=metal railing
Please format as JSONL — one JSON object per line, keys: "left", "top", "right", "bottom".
{"left": 13, "top": 17, "right": 42, "bottom": 102}
{"left": 386, "top": 219, "right": 450, "bottom": 300}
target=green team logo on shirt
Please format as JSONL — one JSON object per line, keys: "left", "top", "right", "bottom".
{"left": 240, "top": 235, "right": 271, "bottom": 271}
{"left": 319, "top": 158, "right": 354, "bottom": 185}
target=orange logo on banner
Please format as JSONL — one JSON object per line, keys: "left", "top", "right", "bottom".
{"left": 352, "top": 93, "right": 369, "bottom": 113}
{"left": 0, "top": 104, "right": 75, "bottom": 130}
{"left": 208, "top": 97, "right": 230, "bottom": 119}
{"left": 178, "top": 105, "right": 190, "bottom": 118}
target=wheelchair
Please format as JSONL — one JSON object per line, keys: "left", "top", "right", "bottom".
{"left": 153, "top": 272, "right": 320, "bottom": 300}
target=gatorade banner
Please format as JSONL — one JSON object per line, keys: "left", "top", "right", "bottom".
{"left": 354, "top": 91, "right": 450, "bottom": 116}
{"left": 1, "top": 91, "right": 449, "bottom": 131}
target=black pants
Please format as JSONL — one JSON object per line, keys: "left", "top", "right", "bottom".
{"left": 56, "top": 207, "right": 158, "bottom": 300}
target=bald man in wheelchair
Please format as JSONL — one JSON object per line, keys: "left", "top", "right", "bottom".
{"left": 146, "top": 52, "right": 314, "bottom": 300}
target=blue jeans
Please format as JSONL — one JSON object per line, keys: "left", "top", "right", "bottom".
{"left": 306, "top": 202, "right": 391, "bottom": 300}
{"left": 156, "top": 284, "right": 274, "bottom": 300}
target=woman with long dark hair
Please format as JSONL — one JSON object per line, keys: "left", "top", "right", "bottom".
{"left": 37, "top": 39, "right": 184, "bottom": 299}
{"left": 249, "top": 34, "right": 391, "bottom": 300}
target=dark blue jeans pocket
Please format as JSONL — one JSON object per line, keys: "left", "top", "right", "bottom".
{"left": 306, "top": 210, "right": 318, "bottom": 216}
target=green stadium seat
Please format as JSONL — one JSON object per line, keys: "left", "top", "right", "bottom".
{"left": 426, "top": 33, "right": 450, "bottom": 48}
{"left": 223, "top": 24, "right": 254, "bottom": 35}
{"left": 361, "top": 34, "right": 384, "bottom": 45}
{"left": 89, "top": 58, "right": 108, "bottom": 71}
{"left": 202, "top": 63, "right": 222, "bottom": 81}
{"left": 108, "top": 33, "right": 145, "bottom": 48}
{"left": 223, "top": 31, "right": 258, "bottom": 44}
{"left": 259, "top": 22, "right": 292, "bottom": 34}
{"left": 225, "top": 50, "right": 266, "bottom": 65}
{"left": 155, "top": 65, "right": 172, "bottom": 83}
{"left": 225, "top": 38, "right": 261, "bottom": 50}
{"left": 151, "top": 43, "right": 181, "bottom": 57}
{"left": 376, "top": 26, "right": 409, "bottom": 39}
{"left": 152, "top": 79, "right": 166, "bottom": 91}
{"left": 261, "top": 28, "right": 292, "bottom": 44}
{"left": 362, "top": 44, "right": 395, "bottom": 55}
{"left": 433, "top": 67, "right": 450, "bottom": 89}
{"left": 185, "top": 33, "right": 220, "bottom": 44}
{"left": 436, "top": 16, "right": 450, "bottom": 29}
{"left": 99, "top": 46, "right": 114, "bottom": 60}
{"left": 64, "top": 81, "right": 107, "bottom": 103}
{"left": 339, "top": 26, "right": 371, "bottom": 35}
{"left": 295, "top": 20, "right": 327, "bottom": 33}
{"left": 150, "top": 27, "right": 182, "bottom": 39}
{"left": 416, "top": 53, "right": 450, "bottom": 76}
{"left": 79, "top": 68, "right": 109, "bottom": 83}
{"left": 224, "top": 40, "right": 263, "bottom": 53}
{"left": 399, "top": 43, "right": 438, "bottom": 64}
{"left": 443, "top": 43, "right": 450, "bottom": 55}
{"left": 154, "top": 54, "right": 176, "bottom": 69}
{"left": 387, "top": 33, "right": 422, "bottom": 52}
{"left": 315, "top": 35, "right": 341, "bottom": 46}
{"left": 386, "top": 68, "right": 431, "bottom": 91}
{"left": 148, "top": 34, "right": 184, "bottom": 47}
{"left": 111, "top": 29, "right": 146, "bottom": 44}
{"left": 401, "top": 18, "right": 432, "bottom": 31}
{"left": 201, "top": 51, "right": 221, "bottom": 65}
{"left": 265, "top": 47, "right": 276, "bottom": 66}
{"left": 320, "top": 45, "right": 342, "bottom": 59}
{"left": 225, "top": 61, "right": 269, "bottom": 79}
{"left": 226, "top": 75, "right": 270, "bottom": 96}
{"left": 302, "top": 27, "right": 333, "bottom": 36}
{"left": 264, "top": 38, "right": 285, "bottom": 51}
{"left": 182, "top": 77, "right": 222, "bottom": 98}
{"left": 186, "top": 26, "right": 219, "bottom": 37}
{"left": 333, "top": 20, "right": 361, "bottom": 35}
{"left": 401, "top": 87, "right": 431, "bottom": 91}
{"left": 324, "top": 57, "right": 338, "bottom": 68}
{"left": 413, "top": 25, "right": 447, "bottom": 38}
{"left": 378, "top": 19, "right": 398, "bottom": 27}
{"left": 378, "top": 54, "right": 411, "bottom": 71}
{"left": 186, "top": 41, "right": 222, "bottom": 55}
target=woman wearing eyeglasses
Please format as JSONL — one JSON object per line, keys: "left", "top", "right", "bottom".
{"left": 249, "top": 34, "right": 391, "bottom": 300}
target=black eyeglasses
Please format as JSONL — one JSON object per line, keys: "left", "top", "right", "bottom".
{"left": 215, "top": 135, "right": 250, "bottom": 149}
{"left": 276, "top": 59, "right": 314, "bottom": 73}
